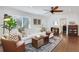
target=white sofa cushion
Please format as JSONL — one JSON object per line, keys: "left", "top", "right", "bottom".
{"left": 21, "top": 32, "right": 46, "bottom": 44}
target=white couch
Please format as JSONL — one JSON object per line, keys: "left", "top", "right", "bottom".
{"left": 21, "top": 32, "right": 46, "bottom": 44}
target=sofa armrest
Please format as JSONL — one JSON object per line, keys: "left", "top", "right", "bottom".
{"left": 49, "top": 33, "right": 54, "bottom": 38}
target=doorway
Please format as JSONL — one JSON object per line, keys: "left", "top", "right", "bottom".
{"left": 63, "top": 25, "right": 66, "bottom": 35}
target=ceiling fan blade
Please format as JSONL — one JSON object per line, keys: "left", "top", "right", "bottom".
{"left": 53, "top": 6, "right": 59, "bottom": 10}
{"left": 44, "top": 11, "right": 50, "bottom": 14}
{"left": 53, "top": 10, "right": 63, "bottom": 12}
{"left": 44, "top": 9, "right": 50, "bottom": 11}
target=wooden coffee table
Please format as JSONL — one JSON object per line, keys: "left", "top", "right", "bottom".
{"left": 32, "top": 36, "right": 44, "bottom": 48}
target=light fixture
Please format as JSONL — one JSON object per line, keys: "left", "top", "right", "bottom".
{"left": 54, "top": 21, "right": 58, "bottom": 25}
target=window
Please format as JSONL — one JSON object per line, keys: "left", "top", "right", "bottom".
{"left": 15, "top": 16, "right": 29, "bottom": 28}
{"left": 34, "top": 19, "right": 37, "bottom": 24}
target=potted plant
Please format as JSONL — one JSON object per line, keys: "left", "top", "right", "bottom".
{"left": 4, "top": 16, "right": 17, "bottom": 36}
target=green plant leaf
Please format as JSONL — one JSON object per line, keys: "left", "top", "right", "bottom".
{"left": 4, "top": 17, "right": 17, "bottom": 32}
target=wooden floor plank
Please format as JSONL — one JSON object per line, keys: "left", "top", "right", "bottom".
{"left": 53, "top": 35, "right": 79, "bottom": 52}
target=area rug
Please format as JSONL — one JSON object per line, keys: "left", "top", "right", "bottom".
{"left": 25, "top": 36, "right": 62, "bottom": 52}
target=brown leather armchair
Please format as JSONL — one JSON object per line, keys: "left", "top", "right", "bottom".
{"left": 1, "top": 39, "right": 26, "bottom": 52}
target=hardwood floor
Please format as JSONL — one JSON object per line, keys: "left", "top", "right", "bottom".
{"left": 53, "top": 35, "right": 79, "bottom": 52}
{"left": 0, "top": 35, "right": 79, "bottom": 52}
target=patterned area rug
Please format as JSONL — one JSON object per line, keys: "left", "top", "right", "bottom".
{"left": 26, "top": 36, "right": 62, "bottom": 52}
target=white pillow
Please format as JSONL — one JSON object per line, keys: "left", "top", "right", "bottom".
{"left": 9, "top": 34, "right": 19, "bottom": 41}
{"left": 1, "top": 37, "right": 6, "bottom": 40}
{"left": 36, "top": 35, "right": 40, "bottom": 38}
{"left": 16, "top": 41, "right": 24, "bottom": 47}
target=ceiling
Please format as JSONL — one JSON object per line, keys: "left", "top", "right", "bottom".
{"left": 10, "top": 6, "right": 79, "bottom": 15}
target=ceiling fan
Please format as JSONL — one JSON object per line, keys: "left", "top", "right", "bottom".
{"left": 44, "top": 6, "right": 63, "bottom": 14}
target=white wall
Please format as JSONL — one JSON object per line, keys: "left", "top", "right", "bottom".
{"left": 46, "top": 13, "right": 79, "bottom": 36}
{"left": 0, "top": 6, "right": 47, "bottom": 36}
{"left": 0, "top": 6, "right": 79, "bottom": 36}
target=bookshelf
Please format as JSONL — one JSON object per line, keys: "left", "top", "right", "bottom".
{"left": 68, "top": 25, "right": 78, "bottom": 36}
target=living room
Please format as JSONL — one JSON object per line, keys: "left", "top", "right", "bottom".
{"left": 0, "top": 6, "right": 79, "bottom": 52}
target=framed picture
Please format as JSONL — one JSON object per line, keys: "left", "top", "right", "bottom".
{"left": 33, "top": 19, "right": 41, "bottom": 25}
{"left": 38, "top": 19, "right": 41, "bottom": 25}
{"left": 34, "top": 19, "right": 37, "bottom": 24}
